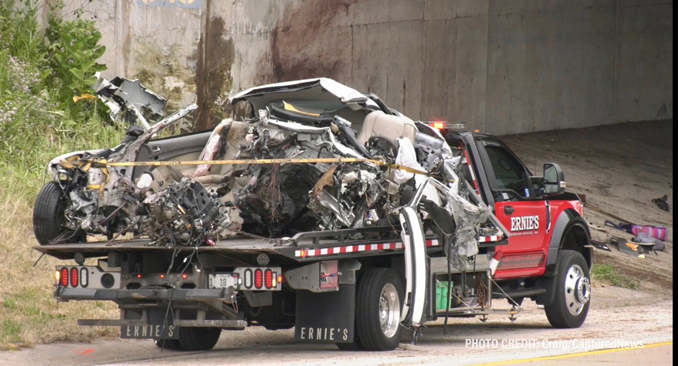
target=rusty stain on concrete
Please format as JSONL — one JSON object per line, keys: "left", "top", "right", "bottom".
{"left": 268, "top": 0, "right": 357, "bottom": 83}
{"left": 194, "top": 15, "right": 234, "bottom": 131}
{"left": 121, "top": 0, "right": 131, "bottom": 77}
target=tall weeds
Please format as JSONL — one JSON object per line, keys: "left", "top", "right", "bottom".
{"left": 0, "top": 0, "right": 122, "bottom": 348}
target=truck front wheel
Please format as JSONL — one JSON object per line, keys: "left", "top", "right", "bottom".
{"left": 544, "top": 250, "right": 591, "bottom": 328}
{"left": 354, "top": 268, "right": 404, "bottom": 351}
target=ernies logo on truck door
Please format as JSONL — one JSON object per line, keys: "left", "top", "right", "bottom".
{"left": 510, "top": 215, "right": 539, "bottom": 235}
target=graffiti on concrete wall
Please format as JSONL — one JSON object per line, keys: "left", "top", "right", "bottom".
{"left": 138, "top": 0, "right": 202, "bottom": 8}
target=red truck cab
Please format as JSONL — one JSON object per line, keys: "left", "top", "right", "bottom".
{"left": 443, "top": 130, "right": 593, "bottom": 328}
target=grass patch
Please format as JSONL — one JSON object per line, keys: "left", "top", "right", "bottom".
{"left": 0, "top": 193, "right": 119, "bottom": 350}
{"left": 591, "top": 264, "right": 641, "bottom": 290}
{"left": 0, "top": 0, "right": 122, "bottom": 350}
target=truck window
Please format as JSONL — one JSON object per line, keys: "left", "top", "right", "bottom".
{"left": 485, "top": 145, "right": 530, "bottom": 197}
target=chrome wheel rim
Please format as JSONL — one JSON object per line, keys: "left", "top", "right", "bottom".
{"left": 379, "top": 283, "right": 400, "bottom": 338}
{"left": 564, "top": 264, "right": 590, "bottom": 316}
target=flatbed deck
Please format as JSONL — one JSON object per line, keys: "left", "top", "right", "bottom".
{"left": 33, "top": 225, "right": 430, "bottom": 262}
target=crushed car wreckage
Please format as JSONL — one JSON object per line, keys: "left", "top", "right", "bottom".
{"left": 34, "top": 76, "right": 509, "bottom": 269}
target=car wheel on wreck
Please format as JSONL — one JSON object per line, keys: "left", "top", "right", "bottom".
{"left": 33, "top": 182, "right": 85, "bottom": 245}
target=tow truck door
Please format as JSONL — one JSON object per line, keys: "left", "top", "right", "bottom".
{"left": 476, "top": 140, "right": 549, "bottom": 267}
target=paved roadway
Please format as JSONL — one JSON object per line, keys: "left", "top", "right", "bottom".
{"left": 4, "top": 300, "right": 672, "bottom": 366}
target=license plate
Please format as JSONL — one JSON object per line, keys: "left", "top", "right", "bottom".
{"left": 209, "top": 273, "right": 239, "bottom": 289}
{"left": 121, "top": 324, "right": 179, "bottom": 339}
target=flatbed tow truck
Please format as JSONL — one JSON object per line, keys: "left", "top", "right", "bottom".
{"left": 34, "top": 126, "right": 592, "bottom": 352}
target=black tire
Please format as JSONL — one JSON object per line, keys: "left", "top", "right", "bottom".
{"left": 154, "top": 338, "right": 183, "bottom": 350}
{"left": 33, "top": 182, "right": 76, "bottom": 245}
{"left": 544, "top": 250, "right": 591, "bottom": 328}
{"left": 355, "top": 268, "right": 404, "bottom": 351}
{"left": 176, "top": 327, "right": 221, "bottom": 351}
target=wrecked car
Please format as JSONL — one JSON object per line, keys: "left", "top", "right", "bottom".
{"left": 34, "top": 76, "right": 506, "bottom": 265}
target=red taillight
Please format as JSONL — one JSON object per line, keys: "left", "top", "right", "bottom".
{"left": 264, "top": 269, "right": 273, "bottom": 289}
{"left": 254, "top": 269, "right": 263, "bottom": 289}
{"left": 60, "top": 267, "right": 69, "bottom": 287}
{"left": 70, "top": 267, "right": 79, "bottom": 287}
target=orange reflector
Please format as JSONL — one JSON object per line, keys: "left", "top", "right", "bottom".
{"left": 136, "top": 274, "right": 142, "bottom": 279}
{"left": 160, "top": 274, "right": 165, "bottom": 279}
{"left": 474, "top": 129, "right": 480, "bottom": 133}
{"left": 181, "top": 273, "right": 188, "bottom": 280}
{"left": 300, "top": 250, "right": 307, "bottom": 258}
{"left": 432, "top": 122, "right": 445, "bottom": 130}
{"left": 277, "top": 275, "right": 283, "bottom": 284}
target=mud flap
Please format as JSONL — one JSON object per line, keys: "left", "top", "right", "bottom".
{"left": 399, "top": 206, "right": 427, "bottom": 327}
{"left": 294, "top": 284, "right": 355, "bottom": 343}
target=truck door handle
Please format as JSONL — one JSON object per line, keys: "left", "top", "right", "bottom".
{"left": 504, "top": 206, "right": 515, "bottom": 215}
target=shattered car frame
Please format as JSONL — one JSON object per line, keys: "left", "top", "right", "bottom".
{"left": 34, "top": 76, "right": 509, "bottom": 270}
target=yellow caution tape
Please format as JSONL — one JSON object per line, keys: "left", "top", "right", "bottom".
{"left": 60, "top": 157, "right": 445, "bottom": 180}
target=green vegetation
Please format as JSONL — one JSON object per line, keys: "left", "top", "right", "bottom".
{"left": 0, "top": 0, "right": 122, "bottom": 198}
{"left": 591, "top": 264, "right": 640, "bottom": 290}
{"left": 0, "top": 0, "right": 120, "bottom": 349}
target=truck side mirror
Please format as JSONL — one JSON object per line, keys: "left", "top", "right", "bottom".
{"left": 543, "top": 163, "right": 566, "bottom": 195}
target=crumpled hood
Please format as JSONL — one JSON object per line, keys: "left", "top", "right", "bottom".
{"left": 229, "top": 78, "right": 379, "bottom": 112}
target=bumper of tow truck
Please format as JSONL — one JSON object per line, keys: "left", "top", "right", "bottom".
{"left": 55, "top": 286, "right": 236, "bottom": 303}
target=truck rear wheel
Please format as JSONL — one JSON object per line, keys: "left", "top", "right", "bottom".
{"left": 354, "top": 268, "right": 404, "bottom": 351}
{"left": 544, "top": 250, "right": 591, "bottom": 328}
{"left": 176, "top": 327, "right": 221, "bottom": 351}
